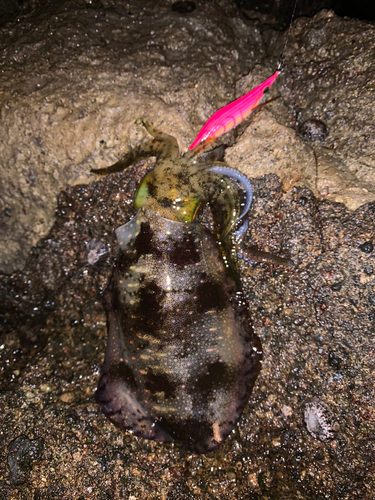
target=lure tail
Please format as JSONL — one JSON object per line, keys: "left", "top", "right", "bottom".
{"left": 189, "top": 71, "right": 279, "bottom": 150}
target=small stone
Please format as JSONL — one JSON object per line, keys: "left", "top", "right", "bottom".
{"left": 59, "top": 392, "right": 75, "bottom": 403}
{"left": 328, "top": 351, "right": 342, "bottom": 370}
{"left": 281, "top": 405, "right": 293, "bottom": 418}
{"left": 297, "top": 119, "right": 329, "bottom": 142}
{"left": 359, "top": 241, "right": 373, "bottom": 253}
{"left": 40, "top": 383, "right": 54, "bottom": 393}
{"left": 7, "top": 435, "right": 44, "bottom": 486}
{"left": 331, "top": 281, "right": 343, "bottom": 291}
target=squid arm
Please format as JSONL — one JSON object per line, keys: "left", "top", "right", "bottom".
{"left": 189, "top": 71, "right": 279, "bottom": 150}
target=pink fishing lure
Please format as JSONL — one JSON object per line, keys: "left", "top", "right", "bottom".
{"left": 189, "top": 71, "right": 279, "bottom": 150}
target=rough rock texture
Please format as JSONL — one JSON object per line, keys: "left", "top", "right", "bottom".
{"left": 0, "top": 170, "right": 374, "bottom": 499}
{"left": 1, "top": 3, "right": 375, "bottom": 273}
{"left": 228, "top": 9, "right": 375, "bottom": 211}
{"left": 275, "top": 10, "right": 375, "bottom": 209}
{"left": 0, "top": 0, "right": 264, "bottom": 273}
{"left": 0, "top": 1, "right": 375, "bottom": 499}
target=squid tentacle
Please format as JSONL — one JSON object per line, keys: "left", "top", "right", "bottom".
{"left": 207, "top": 165, "right": 253, "bottom": 220}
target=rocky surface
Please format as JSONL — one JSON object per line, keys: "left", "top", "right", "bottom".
{"left": 1, "top": 2, "right": 375, "bottom": 273}
{"left": 1, "top": 169, "right": 374, "bottom": 499}
{"left": 0, "top": 0, "right": 374, "bottom": 498}
{"left": 0, "top": 0, "right": 265, "bottom": 273}
{"left": 228, "top": 10, "right": 375, "bottom": 211}
{"left": 276, "top": 10, "right": 375, "bottom": 209}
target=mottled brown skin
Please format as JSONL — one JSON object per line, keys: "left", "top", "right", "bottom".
{"left": 96, "top": 210, "right": 262, "bottom": 453}
{"left": 93, "top": 121, "right": 269, "bottom": 453}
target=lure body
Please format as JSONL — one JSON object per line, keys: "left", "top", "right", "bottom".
{"left": 190, "top": 71, "right": 279, "bottom": 149}
{"left": 94, "top": 121, "right": 262, "bottom": 453}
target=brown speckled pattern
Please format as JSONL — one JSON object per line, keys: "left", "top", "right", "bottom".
{"left": 96, "top": 210, "right": 261, "bottom": 453}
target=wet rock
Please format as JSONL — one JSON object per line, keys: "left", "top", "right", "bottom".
{"left": 0, "top": 1, "right": 374, "bottom": 498}
{"left": 330, "top": 281, "right": 343, "bottom": 291}
{"left": 274, "top": 10, "right": 375, "bottom": 210}
{"left": 297, "top": 118, "right": 329, "bottom": 142}
{"left": 2, "top": 6, "right": 375, "bottom": 273}
{"left": 230, "top": 10, "right": 375, "bottom": 211}
{"left": 359, "top": 241, "right": 373, "bottom": 253}
{"left": 0, "top": 0, "right": 264, "bottom": 273}
{"left": 0, "top": 172, "right": 374, "bottom": 498}
{"left": 7, "top": 435, "right": 44, "bottom": 485}
{"left": 226, "top": 110, "right": 316, "bottom": 193}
